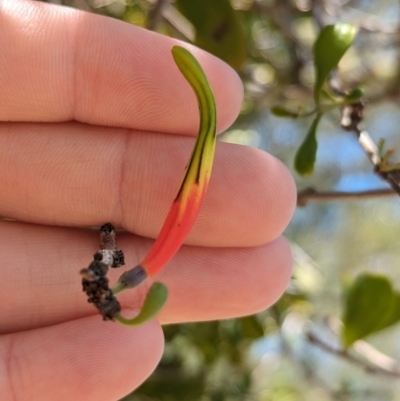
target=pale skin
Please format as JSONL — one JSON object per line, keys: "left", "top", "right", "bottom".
{"left": 0, "top": 0, "right": 297, "bottom": 400}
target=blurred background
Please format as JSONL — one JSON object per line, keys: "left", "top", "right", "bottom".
{"left": 44, "top": 0, "right": 400, "bottom": 399}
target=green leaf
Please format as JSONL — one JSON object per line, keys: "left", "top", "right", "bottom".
{"left": 294, "top": 114, "right": 322, "bottom": 176}
{"left": 342, "top": 273, "right": 395, "bottom": 347}
{"left": 176, "top": 0, "right": 246, "bottom": 69}
{"left": 115, "top": 282, "right": 168, "bottom": 326}
{"left": 271, "top": 105, "right": 298, "bottom": 118}
{"left": 313, "top": 23, "right": 358, "bottom": 105}
{"left": 344, "top": 88, "right": 364, "bottom": 103}
{"left": 377, "top": 292, "right": 400, "bottom": 331}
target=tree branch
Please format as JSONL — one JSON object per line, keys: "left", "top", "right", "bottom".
{"left": 306, "top": 331, "right": 400, "bottom": 379}
{"left": 297, "top": 187, "right": 395, "bottom": 206}
{"left": 278, "top": 331, "right": 347, "bottom": 400}
{"left": 306, "top": 316, "right": 400, "bottom": 379}
{"left": 340, "top": 102, "right": 400, "bottom": 197}
{"left": 146, "top": 0, "right": 169, "bottom": 31}
{"left": 309, "top": 0, "right": 400, "bottom": 198}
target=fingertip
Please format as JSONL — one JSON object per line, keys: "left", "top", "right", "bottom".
{"left": 241, "top": 146, "right": 296, "bottom": 244}
{"left": 215, "top": 66, "right": 244, "bottom": 133}
{"left": 69, "top": 316, "right": 165, "bottom": 400}
{"left": 197, "top": 144, "right": 297, "bottom": 246}
{"left": 0, "top": 0, "right": 243, "bottom": 134}
{"left": 155, "top": 236, "right": 293, "bottom": 323}
{"left": 205, "top": 55, "right": 244, "bottom": 133}
{"left": 247, "top": 236, "right": 293, "bottom": 313}
{"left": 267, "top": 154, "right": 297, "bottom": 238}
{"left": 1, "top": 315, "right": 164, "bottom": 401}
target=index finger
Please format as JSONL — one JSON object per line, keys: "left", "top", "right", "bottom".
{"left": 0, "top": 0, "right": 243, "bottom": 134}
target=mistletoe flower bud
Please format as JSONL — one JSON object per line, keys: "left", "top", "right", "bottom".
{"left": 81, "top": 46, "right": 217, "bottom": 326}
{"left": 115, "top": 46, "right": 217, "bottom": 291}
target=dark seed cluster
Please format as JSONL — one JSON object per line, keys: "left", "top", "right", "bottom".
{"left": 80, "top": 223, "right": 125, "bottom": 321}
{"left": 81, "top": 261, "right": 121, "bottom": 321}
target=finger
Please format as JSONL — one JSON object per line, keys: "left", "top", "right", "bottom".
{"left": 0, "top": 222, "right": 292, "bottom": 333}
{"left": 0, "top": 316, "right": 163, "bottom": 401}
{"left": 0, "top": 122, "right": 296, "bottom": 247}
{"left": 0, "top": 0, "right": 242, "bottom": 134}
{"left": 156, "top": 235, "right": 292, "bottom": 324}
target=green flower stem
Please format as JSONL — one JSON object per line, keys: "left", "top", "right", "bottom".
{"left": 111, "top": 281, "right": 127, "bottom": 296}
{"left": 114, "top": 282, "right": 168, "bottom": 326}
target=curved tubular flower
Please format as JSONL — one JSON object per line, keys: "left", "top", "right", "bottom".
{"left": 81, "top": 47, "right": 217, "bottom": 326}
{"left": 115, "top": 45, "right": 217, "bottom": 293}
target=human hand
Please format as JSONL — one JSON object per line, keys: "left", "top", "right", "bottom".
{"left": 0, "top": 1, "right": 296, "bottom": 400}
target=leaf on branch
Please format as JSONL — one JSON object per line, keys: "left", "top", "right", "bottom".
{"left": 376, "top": 292, "right": 400, "bottom": 331}
{"left": 294, "top": 114, "right": 322, "bottom": 176}
{"left": 342, "top": 273, "right": 400, "bottom": 347}
{"left": 176, "top": 0, "right": 246, "bottom": 69}
{"left": 271, "top": 105, "right": 299, "bottom": 118}
{"left": 313, "top": 23, "right": 358, "bottom": 106}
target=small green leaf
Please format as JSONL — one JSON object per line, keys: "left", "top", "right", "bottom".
{"left": 342, "top": 273, "right": 395, "bottom": 347}
{"left": 314, "top": 23, "right": 358, "bottom": 105}
{"left": 294, "top": 114, "right": 322, "bottom": 176}
{"left": 115, "top": 282, "right": 168, "bottom": 326}
{"left": 377, "top": 292, "right": 400, "bottom": 331}
{"left": 345, "top": 88, "right": 364, "bottom": 102}
{"left": 271, "top": 106, "right": 298, "bottom": 118}
{"left": 176, "top": 0, "right": 246, "bottom": 69}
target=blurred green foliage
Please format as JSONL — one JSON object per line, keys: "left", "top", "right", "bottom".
{"left": 176, "top": 0, "right": 247, "bottom": 69}
{"left": 43, "top": 0, "right": 400, "bottom": 399}
{"left": 121, "top": 317, "right": 266, "bottom": 401}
